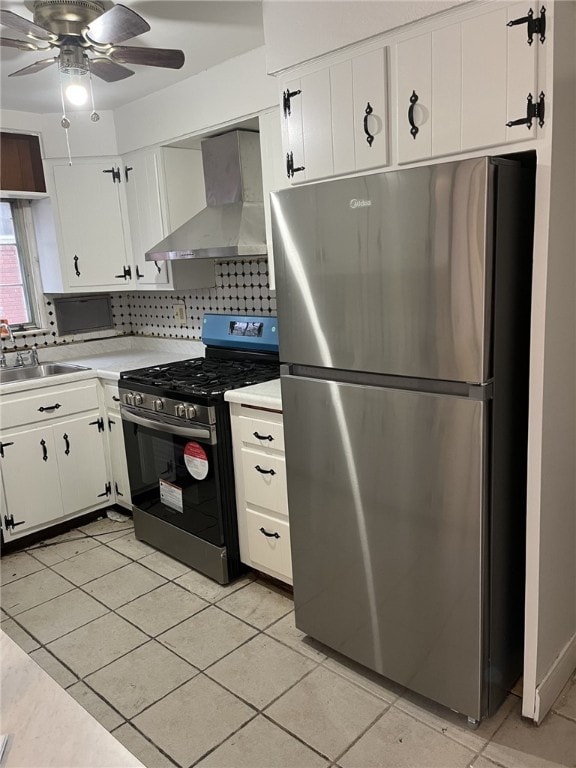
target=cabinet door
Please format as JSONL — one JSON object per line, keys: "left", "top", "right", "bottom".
{"left": 0, "top": 427, "right": 63, "bottom": 536}
{"left": 300, "top": 68, "right": 333, "bottom": 181}
{"left": 396, "top": 34, "right": 432, "bottom": 163}
{"left": 107, "top": 412, "right": 131, "bottom": 508}
{"left": 281, "top": 76, "right": 306, "bottom": 184}
{"left": 352, "top": 48, "right": 388, "bottom": 171}
{"left": 55, "top": 415, "right": 109, "bottom": 515}
{"left": 52, "top": 162, "right": 133, "bottom": 289}
{"left": 431, "top": 24, "right": 462, "bottom": 157}
{"left": 124, "top": 150, "right": 170, "bottom": 288}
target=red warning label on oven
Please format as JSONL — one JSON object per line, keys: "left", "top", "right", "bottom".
{"left": 184, "top": 442, "right": 209, "bottom": 480}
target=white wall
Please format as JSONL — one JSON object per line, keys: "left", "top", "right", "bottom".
{"left": 114, "top": 47, "right": 278, "bottom": 155}
{"left": 0, "top": 109, "right": 118, "bottom": 159}
{"left": 262, "top": 0, "right": 468, "bottom": 73}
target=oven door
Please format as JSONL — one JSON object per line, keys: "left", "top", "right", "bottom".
{"left": 121, "top": 407, "right": 223, "bottom": 547}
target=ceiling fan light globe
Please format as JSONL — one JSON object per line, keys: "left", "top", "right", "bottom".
{"left": 65, "top": 82, "right": 88, "bottom": 105}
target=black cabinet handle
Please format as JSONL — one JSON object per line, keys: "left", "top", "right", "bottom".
{"left": 63, "top": 433, "right": 70, "bottom": 455}
{"left": 259, "top": 527, "right": 280, "bottom": 539}
{"left": 286, "top": 151, "right": 305, "bottom": 179}
{"left": 112, "top": 396, "right": 120, "bottom": 402}
{"left": 40, "top": 439, "right": 48, "bottom": 462}
{"left": 38, "top": 403, "right": 61, "bottom": 413}
{"left": 283, "top": 88, "right": 301, "bottom": 117}
{"left": 363, "top": 102, "right": 375, "bottom": 146}
{"left": 253, "top": 431, "right": 273, "bottom": 442}
{"left": 0, "top": 441, "right": 14, "bottom": 459}
{"left": 73, "top": 255, "right": 81, "bottom": 277}
{"left": 408, "top": 91, "right": 419, "bottom": 139}
{"left": 255, "top": 464, "right": 276, "bottom": 476}
{"left": 155, "top": 261, "right": 162, "bottom": 274}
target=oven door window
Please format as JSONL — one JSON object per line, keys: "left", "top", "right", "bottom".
{"left": 123, "top": 420, "right": 223, "bottom": 546}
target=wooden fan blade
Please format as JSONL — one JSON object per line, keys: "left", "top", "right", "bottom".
{"left": 0, "top": 36, "right": 48, "bottom": 51}
{"left": 89, "top": 57, "right": 134, "bottom": 82}
{"left": 85, "top": 5, "right": 150, "bottom": 45}
{"left": 8, "top": 58, "right": 57, "bottom": 77}
{"left": 0, "top": 9, "right": 53, "bottom": 41}
{"left": 109, "top": 46, "right": 185, "bottom": 70}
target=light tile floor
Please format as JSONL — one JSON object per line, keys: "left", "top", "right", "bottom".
{"left": 1, "top": 514, "right": 575, "bottom": 768}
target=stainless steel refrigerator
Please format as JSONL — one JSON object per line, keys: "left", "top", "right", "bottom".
{"left": 271, "top": 156, "right": 535, "bottom": 723}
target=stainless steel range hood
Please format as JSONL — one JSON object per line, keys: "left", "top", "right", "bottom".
{"left": 146, "top": 130, "right": 267, "bottom": 261}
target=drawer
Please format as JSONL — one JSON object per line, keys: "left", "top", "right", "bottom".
{"left": 103, "top": 382, "right": 122, "bottom": 410}
{"left": 1, "top": 381, "right": 100, "bottom": 430}
{"left": 239, "top": 414, "right": 284, "bottom": 452}
{"left": 246, "top": 509, "right": 292, "bottom": 581}
{"left": 241, "top": 448, "right": 288, "bottom": 517}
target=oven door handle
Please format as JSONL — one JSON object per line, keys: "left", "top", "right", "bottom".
{"left": 121, "top": 408, "right": 215, "bottom": 443}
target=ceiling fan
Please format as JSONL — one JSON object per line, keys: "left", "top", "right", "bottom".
{"left": 0, "top": 1, "right": 185, "bottom": 83}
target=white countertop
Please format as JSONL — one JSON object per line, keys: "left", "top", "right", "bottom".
{"left": 1, "top": 631, "right": 143, "bottom": 767}
{"left": 225, "top": 378, "right": 282, "bottom": 410}
{"left": 0, "top": 340, "right": 204, "bottom": 395}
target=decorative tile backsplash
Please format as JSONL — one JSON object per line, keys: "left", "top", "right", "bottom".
{"left": 2, "top": 259, "right": 275, "bottom": 351}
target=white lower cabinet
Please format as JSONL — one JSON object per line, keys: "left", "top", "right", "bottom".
{"left": 229, "top": 403, "right": 292, "bottom": 584}
{"left": 0, "top": 380, "right": 111, "bottom": 540}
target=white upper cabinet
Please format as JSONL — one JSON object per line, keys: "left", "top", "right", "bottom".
{"left": 122, "top": 149, "right": 170, "bottom": 288}
{"left": 396, "top": 3, "right": 544, "bottom": 163}
{"left": 280, "top": 46, "right": 389, "bottom": 184}
{"left": 44, "top": 159, "right": 134, "bottom": 291}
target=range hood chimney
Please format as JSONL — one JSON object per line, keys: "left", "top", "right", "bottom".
{"left": 146, "top": 130, "right": 267, "bottom": 261}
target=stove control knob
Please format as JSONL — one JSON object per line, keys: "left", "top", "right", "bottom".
{"left": 185, "top": 405, "right": 197, "bottom": 420}
{"left": 152, "top": 398, "right": 165, "bottom": 412}
{"left": 133, "top": 394, "right": 143, "bottom": 406}
{"left": 175, "top": 404, "right": 186, "bottom": 418}
{"left": 125, "top": 392, "right": 134, "bottom": 406}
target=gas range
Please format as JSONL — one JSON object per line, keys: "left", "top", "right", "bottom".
{"left": 118, "top": 314, "right": 279, "bottom": 585}
{"left": 119, "top": 356, "right": 280, "bottom": 424}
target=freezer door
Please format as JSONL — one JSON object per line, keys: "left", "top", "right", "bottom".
{"left": 272, "top": 157, "right": 493, "bottom": 383}
{"left": 283, "top": 375, "right": 487, "bottom": 720}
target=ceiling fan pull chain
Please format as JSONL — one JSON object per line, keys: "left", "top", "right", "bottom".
{"left": 87, "top": 60, "right": 100, "bottom": 123}
{"left": 58, "top": 67, "right": 73, "bottom": 165}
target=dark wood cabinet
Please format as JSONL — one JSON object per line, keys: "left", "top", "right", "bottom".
{"left": 0, "top": 132, "right": 46, "bottom": 193}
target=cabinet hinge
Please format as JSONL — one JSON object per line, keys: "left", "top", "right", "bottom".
{"left": 115, "top": 482, "right": 123, "bottom": 497}
{"left": 97, "top": 481, "right": 112, "bottom": 498}
{"left": 286, "top": 151, "right": 305, "bottom": 179}
{"left": 506, "top": 92, "right": 545, "bottom": 130}
{"left": 283, "top": 88, "right": 302, "bottom": 117}
{"left": 89, "top": 417, "right": 105, "bottom": 432}
{"left": 114, "top": 265, "right": 132, "bottom": 281}
{"left": 124, "top": 166, "right": 133, "bottom": 182}
{"left": 507, "top": 6, "right": 546, "bottom": 45}
{"left": 108, "top": 417, "right": 116, "bottom": 430}
{"left": 103, "top": 166, "right": 122, "bottom": 183}
{"left": 3, "top": 514, "right": 25, "bottom": 532}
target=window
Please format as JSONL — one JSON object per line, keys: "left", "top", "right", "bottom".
{"left": 0, "top": 199, "right": 44, "bottom": 330}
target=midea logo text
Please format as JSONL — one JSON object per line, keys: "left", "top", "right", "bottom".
{"left": 349, "top": 199, "right": 372, "bottom": 208}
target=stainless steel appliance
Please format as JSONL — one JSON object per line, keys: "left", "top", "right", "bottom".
{"left": 271, "top": 156, "right": 535, "bottom": 723}
{"left": 119, "top": 314, "right": 279, "bottom": 584}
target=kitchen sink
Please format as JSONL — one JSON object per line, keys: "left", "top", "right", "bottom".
{"left": 0, "top": 363, "right": 90, "bottom": 385}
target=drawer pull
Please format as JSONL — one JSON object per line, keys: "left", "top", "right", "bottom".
{"left": 63, "top": 433, "right": 70, "bottom": 455}
{"left": 38, "top": 403, "right": 61, "bottom": 413}
{"left": 253, "top": 431, "right": 273, "bottom": 442}
{"left": 259, "top": 527, "right": 280, "bottom": 539}
{"left": 40, "top": 439, "right": 48, "bottom": 462}
{"left": 255, "top": 465, "right": 276, "bottom": 476}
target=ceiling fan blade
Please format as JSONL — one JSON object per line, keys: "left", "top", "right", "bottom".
{"left": 8, "top": 57, "right": 57, "bottom": 77}
{"left": 84, "top": 5, "right": 150, "bottom": 45}
{"left": 109, "top": 46, "right": 185, "bottom": 70}
{"left": 89, "top": 57, "right": 134, "bottom": 82}
{"left": 0, "top": 35, "right": 48, "bottom": 51}
{"left": 0, "top": 9, "right": 53, "bottom": 41}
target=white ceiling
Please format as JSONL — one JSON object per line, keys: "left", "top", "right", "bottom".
{"left": 0, "top": 1, "right": 265, "bottom": 113}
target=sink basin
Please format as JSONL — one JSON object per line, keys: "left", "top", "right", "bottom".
{"left": 0, "top": 363, "right": 90, "bottom": 385}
